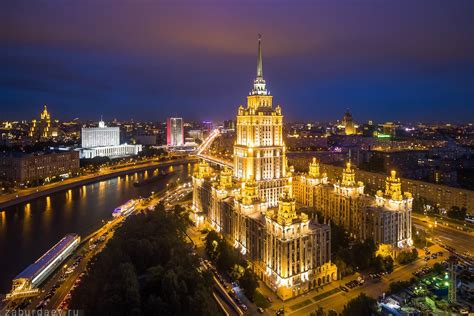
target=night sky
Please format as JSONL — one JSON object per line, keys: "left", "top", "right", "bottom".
{"left": 1, "top": 1, "right": 474, "bottom": 123}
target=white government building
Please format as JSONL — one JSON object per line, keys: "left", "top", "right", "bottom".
{"left": 79, "top": 120, "right": 142, "bottom": 159}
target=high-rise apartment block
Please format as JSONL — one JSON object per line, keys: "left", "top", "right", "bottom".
{"left": 167, "top": 117, "right": 184, "bottom": 146}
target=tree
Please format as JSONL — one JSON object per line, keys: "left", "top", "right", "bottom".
{"left": 239, "top": 268, "right": 259, "bottom": 300}
{"left": 311, "top": 306, "right": 325, "bottom": 316}
{"left": 216, "top": 239, "right": 240, "bottom": 272}
{"left": 327, "top": 310, "right": 338, "bottom": 316}
{"left": 412, "top": 226, "right": 429, "bottom": 248}
{"left": 334, "top": 256, "right": 353, "bottom": 279}
{"left": 412, "top": 197, "right": 427, "bottom": 214}
{"left": 342, "top": 293, "right": 377, "bottom": 316}
{"left": 384, "top": 255, "right": 394, "bottom": 273}
{"left": 331, "top": 223, "right": 350, "bottom": 254}
{"left": 388, "top": 280, "right": 412, "bottom": 295}
{"left": 397, "top": 249, "right": 418, "bottom": 265}
{"left": 69, "top": 204, "right": 219, "bottom": 316}
{"left": 230, "top": 264, "right": 245, "bottom": 281}
{"left": 447, "top": 206, "right": 467, "bottom": 221}
{"left": 351, "top": 239, "right": 376, "bottom": 270}
{"left": 205, "top": 230, "right": 220, "bottom": 260}
{"left": 432, "top": 262, "right": 445, "bottom": 274}
{"left": 372, "top": 255, "right": 393, "bottom": 273}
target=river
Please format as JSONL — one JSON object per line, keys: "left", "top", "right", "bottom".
{"left": 0, "top": 163, "right": 193, "bottom": 293}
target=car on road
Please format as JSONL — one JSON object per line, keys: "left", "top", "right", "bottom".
{"left": 257, "top": 307, "right": 265, "bottom": 313}
{"left": 267, "top": 296, "right": 272, "bottom": 302}
{"left": 340, "top": 286, "right": 349, "bottom": 292}
{"left": 276, "top": 308, "right": 285, "bottom": 315}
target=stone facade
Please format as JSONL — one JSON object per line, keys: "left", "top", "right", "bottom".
{"left": 192, "top": 36, "right": 337, "bottom": 300}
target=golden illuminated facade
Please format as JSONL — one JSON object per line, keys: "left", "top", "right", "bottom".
{"left": 366, "top": 170, "right": 413, "bottom": 252}
{"left": 263, "top": 189, "right": 336, "bottom": 300}
{"left": 294, "top": 160, "right": 413, "bottom": 254}
{"left": 192, "top": 160, "right": 214, "bottom": 225}
{"left": 29, "top": 105, "right": 58, "bottom": 140}
{"left": 342, "top": 110, "right": 356, "bottom": 135}
{"left": 233, "top": 35, "right": 288, "bottom": 207}
{"left": 193, "top": 36, "right": 337, "bottom": 300}
{"left": 295, "top": 161, "right": 369, "bottom": 238}
{"left": 328, "top": 162, "right": 368, "bottom": 238}
{"left": 293, "top": 158, "right": 328, "bottom": 209}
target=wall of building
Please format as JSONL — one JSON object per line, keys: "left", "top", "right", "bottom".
{"left": 289, "top": 157, "right": 474, "bottom": 213}
{"left": 0, "top": 151, "right": 79, "bottom": 184}
{"left": 81, "top": 127, "right": 120, "bottom": 148}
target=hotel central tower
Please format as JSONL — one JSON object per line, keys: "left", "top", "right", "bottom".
{"left": 233, "top": 35, "right": 288, "bottom": 207}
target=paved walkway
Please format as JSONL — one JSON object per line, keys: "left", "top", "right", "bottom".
{"left": 0, "top": 158, "right": 194, "bottom": 209}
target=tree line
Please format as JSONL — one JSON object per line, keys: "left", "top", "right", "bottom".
{"left": 69, "top": 205, "right": 220, "bottom": 316}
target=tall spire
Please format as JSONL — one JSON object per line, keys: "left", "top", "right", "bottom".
{"left": 251, "top": 34, "right": 268, "bottom": 96}
{"left": 257, "top": 34, "right": 263, "bottom": 79}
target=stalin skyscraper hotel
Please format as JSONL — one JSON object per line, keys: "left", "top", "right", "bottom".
{"left": 192, "top": 36, "right": 338, "bottom": 300}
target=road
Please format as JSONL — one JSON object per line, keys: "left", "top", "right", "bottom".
{"left": 263, "top": 244, "right": 447, "bottom": 316}
{"left": 1, "top": 183, "right": 190, "bottom": 315}
{"left": 1, "top": 180, "right": 236, "bottom": 316}
{"left": 412, "top": 214, "right": 474, "bottom": 255}
{"left": 186, "top": 225, "right": 244, "bottom": 316}
{"left": 25, "top": 215, "right": 124, "bottom": 311}
{"left": 0, "top": 157, "right": 195, "bottom": 209}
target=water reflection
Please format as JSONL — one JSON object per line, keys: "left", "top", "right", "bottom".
{"left": 0, "top": 164, "right": 192, "bottom": 293}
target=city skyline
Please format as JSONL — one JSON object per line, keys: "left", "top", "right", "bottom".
{"left": 2, "top": 1, "right": 474, "bottom": 122}
{"left": 1, "top": 12, "right": 474, "bottom": 314}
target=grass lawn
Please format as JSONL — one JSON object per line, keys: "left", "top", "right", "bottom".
{"left": 289, "top": 299, "right": 313, "bottom": 311}
{"left": 312, "top": 287, "right": 341, "bottom": 301}
{"left": 253, "top": 290, "right": 271, "bottom": 309}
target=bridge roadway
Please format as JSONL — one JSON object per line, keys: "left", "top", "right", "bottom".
{"left": 196, "top": 153, "right": 233, "bottom": 168}
{"left": 194, "top": 128, "right": 233, "bottom": 168}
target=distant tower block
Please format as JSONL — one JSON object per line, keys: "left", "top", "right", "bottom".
{"left": 167, "top": 117, "right": 184, "bottom": 146}
{"left": 342, "top": 109, "right": 356, "bottom": 135}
